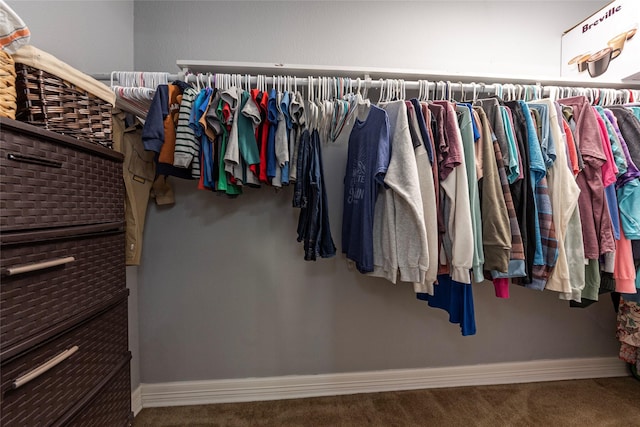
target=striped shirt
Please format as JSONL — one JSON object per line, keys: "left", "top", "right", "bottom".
{"left": 173, "top": 87, "right": 200, "bottom": 178}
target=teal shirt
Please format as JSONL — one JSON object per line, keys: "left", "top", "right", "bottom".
{"left": 500, "top": 106, "right": 520, "bottom": 184}
{"left": 237, "top": 91, "right": 261, "bottom": 167}
{"left": 595, "top": 106, "right": 627, "bottom": 177}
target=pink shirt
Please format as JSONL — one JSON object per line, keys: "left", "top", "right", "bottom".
{"left": 614, "top": 219, "right": 637, "bottom": 294}
{"left": 592, "top": 106, "right": 618, "bottom": 187}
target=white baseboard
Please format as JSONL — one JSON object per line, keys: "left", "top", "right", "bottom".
{"left": 138, "top": 357, "right": 628, "bottom": 409}
{"left": 131, "top": 385, "right": 143, "bottom": 416}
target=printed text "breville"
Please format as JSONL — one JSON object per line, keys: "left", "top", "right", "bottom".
{"left": 583, "top": 6, "right": 622, "bottom": 33}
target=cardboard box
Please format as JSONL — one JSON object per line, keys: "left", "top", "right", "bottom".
{"left": 561, "top": 0, "right": 639, "bottom": 83}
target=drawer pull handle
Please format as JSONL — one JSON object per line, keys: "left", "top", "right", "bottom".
{"left": 7, "top": 153, "right": 63, "bottom": 168}
{"left": 2, "top": 256, "right": 76, "bottom": 277}
{"left": 12, "top": 346, "right": 79, "bottom": 389}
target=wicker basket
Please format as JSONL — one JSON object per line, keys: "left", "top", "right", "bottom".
{"left": 0, "top": 51, "right": 17, "bottom": 120}
{"left": 14, "top": 63, "right": 112, "bottom": 147}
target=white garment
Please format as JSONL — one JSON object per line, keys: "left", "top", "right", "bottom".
{"left": 440, "top": 104, "right": 474, "bottom": 284}
{"left": 535, "top": 99, "right": 582, "bottom": 295}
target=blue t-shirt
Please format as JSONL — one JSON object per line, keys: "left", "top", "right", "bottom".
{"left": 409, "top": 98, "right": 433, "bottom": 164}
{"left": 267, "top": 88, "right": 278, "bottom": 179}
{"left": 528, "top": 103, "right": 557, "bottom": 168}
{"left": 281, "top": 91, "right": 292, "bottom": 185}
{"left": 520, "top": 101, "right": 547, "bottom": 267}
{"left": 342, "top": 105, "right": 390, "bottom": 273}
{"left": 417, "top": 274, "right": 476, "bottom": 336}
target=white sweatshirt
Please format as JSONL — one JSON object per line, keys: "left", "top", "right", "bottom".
{"left": 440, "top": 102, "right": 474, "bottom": 284}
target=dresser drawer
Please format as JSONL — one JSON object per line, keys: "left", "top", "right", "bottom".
{"left": 0, "top": 299, "right": 128, "bottom": 427}
{"left": 1, "top": 228, "right": 125, "bottom": 350}
{"left": 0, "top": 118, "right": 124, "bottom": 232}
{"left": 65, "top": 359, "right": 133, "bottom": 427}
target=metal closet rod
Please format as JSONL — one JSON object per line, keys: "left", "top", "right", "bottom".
{"left": 98, "top": 72, "right": 637, "bottom": 95}
{"left": 96, "top": 62, "right": 640, "bottom": 95}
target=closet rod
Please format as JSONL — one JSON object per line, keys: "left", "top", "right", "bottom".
{"left": 175, "top": 60, "right": 640, "bottom": 90}
{"left": 98, "top": 73, "right": 638, "bottom": 98}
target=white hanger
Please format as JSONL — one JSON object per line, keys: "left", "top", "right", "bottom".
{"left": 377, "top": 79, "right": 385, "bottom": 104}
{"left": 324, "top": 76, "right": 329, "bottom": 100}
{"left": 493, "top": 83, "right": 502, "bottom": 99}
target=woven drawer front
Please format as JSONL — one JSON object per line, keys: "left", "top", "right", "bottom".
{"left": 0, "top": 300, "right": 128, "bottom": 427}
{"left": 0, "top": 126, "right": 123, "bottom": 231}
{"left": 67, "top": 362, "right": 132, "bottom": 427}
{"left": 1, "top": 231, "right": 125, "bottom": 349}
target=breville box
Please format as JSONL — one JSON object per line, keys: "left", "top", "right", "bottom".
{"left": 561, "top": 0, "right": 640, "bottom": 83}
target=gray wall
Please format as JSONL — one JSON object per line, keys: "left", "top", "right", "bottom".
{"left": 7, "top": 0, "right": 140, "bottom": 391}
{"left": 8, "top": 0, "right": 134, "bottom": 74}
{"left": 134, "top": 1, "right": 620, "bottom": 384}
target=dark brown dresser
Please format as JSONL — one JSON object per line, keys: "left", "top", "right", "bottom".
{"left": 0, "top": 118, "right": 132, "bottom": 426}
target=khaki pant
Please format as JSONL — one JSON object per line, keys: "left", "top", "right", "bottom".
{"left": 112, "top": 110, "right": 156, "bottom": 266}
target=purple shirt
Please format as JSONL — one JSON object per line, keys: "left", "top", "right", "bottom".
{"left": 604, "top": 109, "right": 640, "bottom": 188}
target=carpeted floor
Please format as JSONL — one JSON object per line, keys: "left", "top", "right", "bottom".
{"left": 133, "top": 376, "right": 640, "bottom": 426}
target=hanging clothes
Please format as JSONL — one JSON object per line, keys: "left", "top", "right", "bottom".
{"left": 516, "top": 101, "right": 554, "bottom": 290}
{"left": 431, "top": 100, "right": 474, "bottom": 284}
{"left": 607, "top": 107, "right": 640, "bottom": 240}
{"left": 173, "top": 85, "right": 200, "bottom": 180}
{"left": 417, "top": 99, "right": 476, "bottom": 334}
{"left": 505, "top": 101, "right": 538, "bottom": 287}
{"left": 135, "top": 72, "right": 640, "bottom": 336}
{"left": 456, "top": 104, "right": 484, "bottom": 283}
{"left": 421, "top": 102, "right": 442, "bottom": 288}
{"left": 112, "top": 109, "right": 155, "bottom": 266}
{"left": 293, "top": 128, "right": 336, "bottom": 260}
{"left": 559, "top": 96, "right": 616, "bottom": 261}
{"left": 473, "top": 107, "right": 511, "bottom": 278}
{"left": 406, "top": 101, "right": 437, "bottom": 294}
{"left": 371, "top": 101, "right": 429, "bottom": 284}
{"left": 476, "top": 98, "right": 526, "bottom": 281}
{"left": 419, "top": 274, "right": 476, "bottom": 336}
{"left": 340, "top": 104, "right": 390, "bottom": 273}
{"left": 533, "top": 99, "right": 577, "bottom": 296}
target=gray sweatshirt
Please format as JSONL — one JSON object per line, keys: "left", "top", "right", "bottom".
{"left": 369, "top": 101, "right": 429, "bottom": 284}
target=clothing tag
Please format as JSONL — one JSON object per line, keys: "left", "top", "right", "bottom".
{"left": 132, "top": 175, "right": 147, "bottom": 184}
